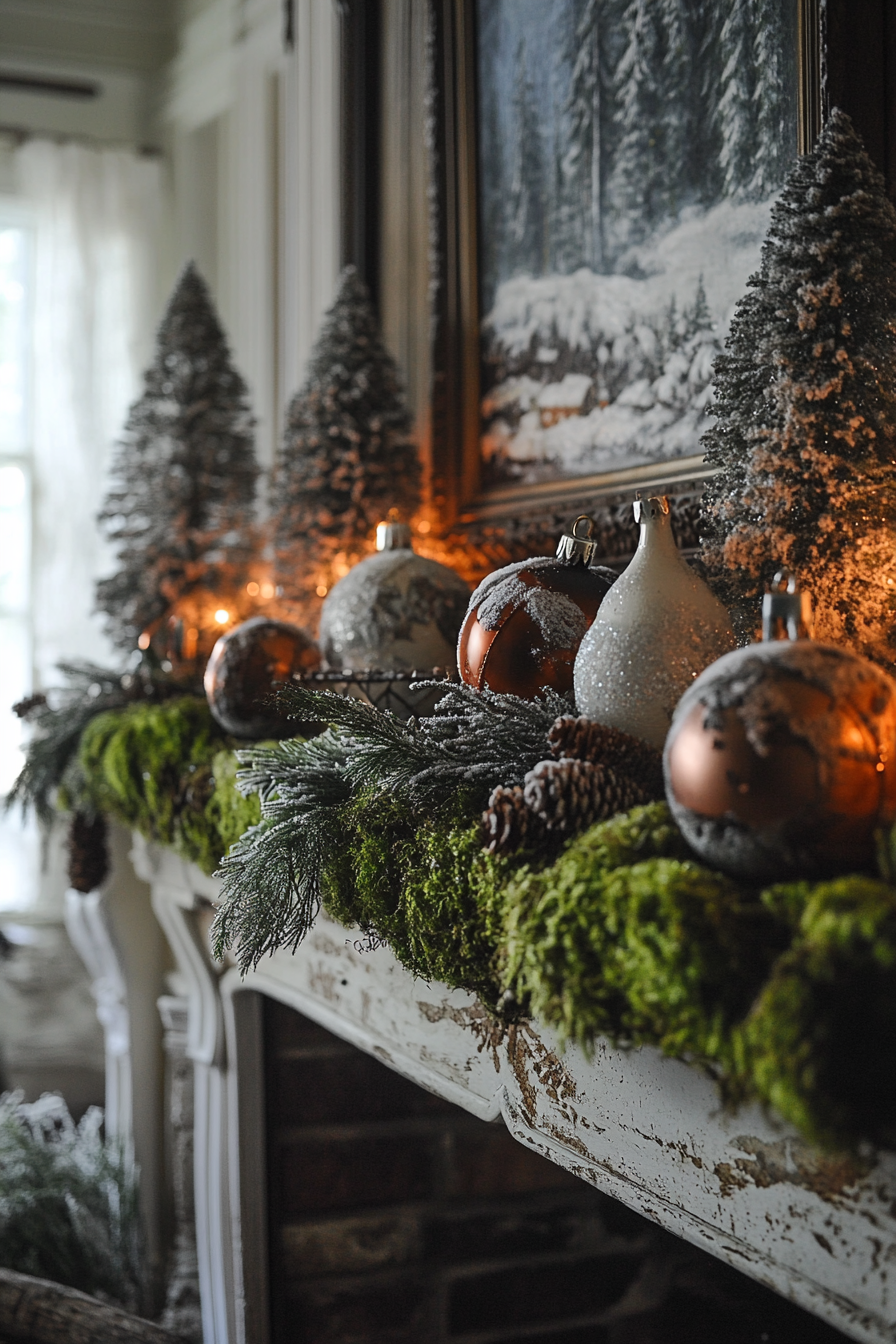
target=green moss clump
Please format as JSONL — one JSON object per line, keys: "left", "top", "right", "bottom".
{"left": 320, "top": 793, "right": 521, "bottom": 1009}
{"left": 72, "top": 698, "right": 260, "bottom": 875}
{"left": 736, "top": 876, "right": 896, "bottom": 1149}
{"left": 396, "top": 818, "right": 514, "bottom": 1004}
{"left": 201, "top": 749, "right": 262, "bottom": 861}
{"left": 503, "top": 803, "right": 782, "bottom": 1059}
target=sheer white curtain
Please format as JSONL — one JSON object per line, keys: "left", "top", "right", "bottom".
{"left": 16, "top": 139, "right": 163, "bottom": 682}
{"left": 0, "top": 140, "right": 163, "bottom": 913}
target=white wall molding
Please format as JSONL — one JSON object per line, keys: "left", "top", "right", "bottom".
{"left": 163, "top": 0, "right": 340, "bottom": 470}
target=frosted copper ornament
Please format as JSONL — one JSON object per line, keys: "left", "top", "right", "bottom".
{"left": 319, "top": 519, "right": 469, "bottom": 673}
{"left": 573, "top": 497, "right": 735, "bottom": 748}
{"left": 664, "top": 575, "right": 896, "bottom": 881}
{"left": 204, "top": 616, "right": 320, "bottom": 738}
{"left": 457, "top": 516, "right": 616, "bottom": 699}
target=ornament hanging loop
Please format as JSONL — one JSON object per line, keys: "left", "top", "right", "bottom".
{"left": 633, "top": 494, "right": 671, "bottom": 524}
{"left": 376, "top": 509, "right": 413, "bottom": 552}
{"left": 762, "top": 569, "right": 814, "bottom": 642}
{"left": 556, "top": 514, "right": 600, "bottom": 567}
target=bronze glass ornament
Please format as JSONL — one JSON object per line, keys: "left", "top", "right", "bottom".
{"left": 664, "top": 574, "right": 896, "bottom": 881}
{"left": 457, "top": 516, "right": 616, "bottom": 699}
{"left": 318, "top": 519, "right": 470, "bottom": 673}
{"left": 204, "top": 616, "right": 321, "bottom": 738}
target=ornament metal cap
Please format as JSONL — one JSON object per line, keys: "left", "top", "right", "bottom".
{"left": 762, "top": 569, "right": 814, "bottom": 641}
{"left": 556, "top": 514, "right": 600, "bottom": 566}
{"left": 376, "top": 511, "right": 413, "bottom": 552}
{"left": 633, "top": 494, "right": 670, "bottom": 523}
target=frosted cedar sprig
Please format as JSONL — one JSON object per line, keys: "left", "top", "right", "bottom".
{"left": 211, "top": 681, "right": 571, "bottom": 970}
{"left": 270, "top": 680, "right": 571, "bottom": 806}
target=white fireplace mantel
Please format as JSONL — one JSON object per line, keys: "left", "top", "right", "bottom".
{"left": 128, "top": 835, "right": 896, "bottom": 1344}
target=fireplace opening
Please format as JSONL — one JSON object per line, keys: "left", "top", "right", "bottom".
{"left": 261, "top": 997, "right": 852, "bottom": 1344}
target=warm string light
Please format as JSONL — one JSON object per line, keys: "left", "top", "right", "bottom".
{"left": 214, "top": 609, "right": 230, "bottom": 625}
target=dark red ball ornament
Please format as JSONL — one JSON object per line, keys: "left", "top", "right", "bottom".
{"left": 457, "top": 516, "right": 616, "bottom": 699}
{"left": 664, "top": 574, "right": 896, "bottom": 881}
{"left": 204, "top": 616, "right": 321, "bottom": 738}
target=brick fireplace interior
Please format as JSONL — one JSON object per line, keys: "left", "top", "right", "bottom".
{"left": 262, "top": 998, "right": 853, "bottom": 1344}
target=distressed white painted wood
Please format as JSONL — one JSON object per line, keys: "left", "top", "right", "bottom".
{"left": 136, "top": 840, "right": 896, "bottom": 1344}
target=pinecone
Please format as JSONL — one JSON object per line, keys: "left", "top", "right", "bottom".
{"left": 67, "top": 811, "right": 109, "bottom": 894}
{"left": 547, "top": 716, "right": 665, "bottom": 799}
{"left": 482, "top": 784, "right": 548, "bottom": 856}
{"left": 523, "top": 757, "right": 652, "bottom": 836}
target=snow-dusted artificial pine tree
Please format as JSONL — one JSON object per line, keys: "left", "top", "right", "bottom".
{"left": 271, "top": 266, "right": 420, "bottom": 611}
{"left": 701, "top": 111, "right": 896, "bottom": 663}
{"left": 97, "top": 263, "right": 259, "bottom": 665}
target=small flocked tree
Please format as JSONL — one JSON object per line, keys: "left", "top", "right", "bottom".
{"left": 271, "top": 266, "right": 421, "bottom": 612}
{"left": 96, "top": 262, "right": 260, "bottom": 667}
{"left": 700, "top": 110, "right": 896, "bottom": 664}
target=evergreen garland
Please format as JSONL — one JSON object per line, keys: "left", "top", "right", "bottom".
{"left": 701, "top": 110, "right": 896, "bottom": 658}
{"left": 270, "top": 267, "right": 421, "bottom": 616}
{"left": 96, "top": 262, "right": 260, "bottom": 665}
{"left": 5, "top": 657, "right": 185, "bottom": 826}
{"left": 46, "top": 687, "right": 896, "bottom": 1150}
{"left": 211, "top": 682, "right": 568, "bottom": 970}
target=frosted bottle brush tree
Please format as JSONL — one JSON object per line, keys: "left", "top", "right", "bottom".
{"left": 701, "top": 110, "right": 896, "bottom": 663}
{"left": 271, "top": 266, "right": 421, "bottom": 616}
{"left": 96, "top": 262, "right": 260, "bottom": 668}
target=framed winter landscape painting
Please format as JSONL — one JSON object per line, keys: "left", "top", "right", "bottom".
{"left": 474, "top": 0, "right": 802, "bottom": 497}
{"left": 363, "top": 0, "right": 821, "bottom": 531}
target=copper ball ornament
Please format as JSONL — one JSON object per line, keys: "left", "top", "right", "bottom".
{"left": 664, "top": 639, "right": 896, "bottom": 881}
{"left": 204, "top": 616, "right": 321, "bottom": 738}
{"left": 458, "top": 517, "right": 616, "bottom": 699}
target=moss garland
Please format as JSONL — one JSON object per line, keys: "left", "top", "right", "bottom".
{"left": 64, "top": 697, "right": 896, "bottom": 1150}
{"left": 66, "top": 698, "right": 261, "bottom": 875}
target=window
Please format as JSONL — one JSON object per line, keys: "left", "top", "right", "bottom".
{"left": 0, "top": 212, "right": 38, "bottom": 910}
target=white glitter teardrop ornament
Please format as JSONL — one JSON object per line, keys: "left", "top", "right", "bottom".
{"left": 573, "top": 496, "right": 736, "bottom": 749}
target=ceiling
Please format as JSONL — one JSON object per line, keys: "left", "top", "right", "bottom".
{"left": 0, "top": 0, "right": 179, "bottom": 75}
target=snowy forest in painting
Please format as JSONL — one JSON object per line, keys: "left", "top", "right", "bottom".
{"left": 477, "top": 0, "right": 798, "bottom": 486}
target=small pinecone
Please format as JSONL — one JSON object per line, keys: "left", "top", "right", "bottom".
{"left": 523, "top": 757, "right": 652, "bottom": 835}
{"left": 482, "top": 784, "right": 548, "bottom": 856}
{"left": 547, "top": 716, "right": 665, "bottom": 799}
{"left": 12, "top": 692, "right": 48, "bottom": 719}
{"left": 67, "top": 811, "right": 110, "bottom": 894}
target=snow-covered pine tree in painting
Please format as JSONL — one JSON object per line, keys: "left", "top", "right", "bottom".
{"left": 701, "top": 111, "right": 896, "bottom": 666}
{"left": 476, "top": 0, "right": 798, "bottom": 488}
{"left": 507, "top": 41, "right": 547, "bottom": 278}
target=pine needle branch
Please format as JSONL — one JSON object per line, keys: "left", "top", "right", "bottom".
{"left": 5, "top": 660, "right": 187, "bottom": 826}
{"left": 211, "top": 681, "right": 570, "bottom": 970}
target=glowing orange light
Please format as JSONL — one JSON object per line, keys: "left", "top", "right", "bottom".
{"left": 246, "top": 581, "right": 260, "bottom": 596}
{"left": 138, "top": 632, "right": 150, "bottom": 650}
{"left": 214, "top": 609, "right": 230, "bottom": 625}
{"left": 316, "top": 584, "right": 328, "bottom": 598}
{"left": 260, "top": 582, "right": 275, "bottom": 599}
{"left": 418, "top": 519, "right": 431, "bottom": 535}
